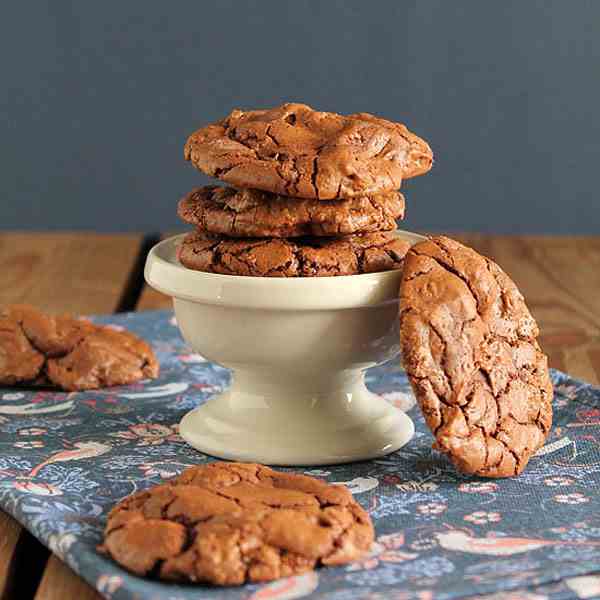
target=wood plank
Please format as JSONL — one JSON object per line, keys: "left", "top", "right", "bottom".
{"left": 0, "top": 233, "right": 143, "bottom": 314}
{"left": 34, "top": 556, "right": 102, "bottom": 600}
{"left": 0, "top": 512, "right": 20, "bottom": 600}
{"left": 453, "top": 235, "right": 600, "bottom": 382}
{"left": 563, "top": 343, "right": 600, "bottom": 387}
{"left": 453, "top": 235, "right": 600, "bottom": 340}
{"left": 137, "top": 231, "right": 182, "bottom": 310}
{"left": 136, "top": 285, "right": 172, "bottom": 310}
{"left": 0, "top": 233, "right": 142, "bottom": 600}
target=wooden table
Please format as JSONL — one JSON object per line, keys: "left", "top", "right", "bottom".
{"left": 1, "top": 232, "right": 600, "bottom": 600}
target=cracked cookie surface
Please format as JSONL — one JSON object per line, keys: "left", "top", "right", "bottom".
{"left": 177, "top": 230, "right": 411, "bottom": 277}
{"left": 399, "top": 236, "right": 553, "bottom": 477}
{"left": 0, "top": 305, "right": 159, "bottom": 390}
{"left": 178, "top": 186, "right": 405, "bottom": 238}
{"left": 100, "top": 462, "right": 374, "bottom": 585}
{"left": 184, "top": 102, "right": 432, "bottom": 199}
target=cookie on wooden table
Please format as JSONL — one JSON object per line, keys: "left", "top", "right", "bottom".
{"left": 177, "top": 230, "right": 411, "bottom": 277}
{"left": 0, "top": 305, "right": 159, "bottom": 391}
{"left": 184, "top": 102, "right": 432, "bottom": 199}
{"left": 100, "top": 462, "right": 374, "bottom": 585}
{"left": 399, "top": 236, "right": 553, "bottom": 477}
{"left": 178, "top": 186, "right": 405, "bottom": 238}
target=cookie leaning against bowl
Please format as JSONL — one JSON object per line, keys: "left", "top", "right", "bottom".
{"left": 399, "top": 236, "right": 553, "bottom": 477}
{"left": 184, "top": 102, "right": 432, "bottom": 199}
{"left": 99, "top": 462, "right": 374, "bottom": 585}
{"left": 178, "top": 186, "right": 405, "bottom": 238}
{"left": 177, "top": 230, "right": 411, "bottom": 277}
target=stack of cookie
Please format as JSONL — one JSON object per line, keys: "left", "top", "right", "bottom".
{"left": 176, "top": 103, "right": 433, "bottom": 277}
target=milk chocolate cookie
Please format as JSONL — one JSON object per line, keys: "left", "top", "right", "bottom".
{"left": 46, "top": 326, "right": 159, "bottom": 391}
{"left": 399, "top": 236, "right": 553, "bottom": 478}
{"left": 0, "top": 314, "right": 46, "bottom": 385}
{"left": 178, "top": 186, "right": 405, "bottom": 238}
{"left": 177, "top": 230, "right": 411, "bottom": 277}
{"left": 0, "top": 305, "right": 159, "bottom": 391}
{"left": 184, "top": 103, "right": 432, "bottom": 199}
{"left": 100, "top": 462, "right": 374, "bottom": 585}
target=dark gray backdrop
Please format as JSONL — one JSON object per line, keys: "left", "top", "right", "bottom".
{"left": 2, "top": 1, "right": 599, "bottom": 233}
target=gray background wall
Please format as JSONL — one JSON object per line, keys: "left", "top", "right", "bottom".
{"left": 1, "top": 1, "right": 599, "bottom": 234}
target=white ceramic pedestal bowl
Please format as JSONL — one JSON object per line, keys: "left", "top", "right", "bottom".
{"left": 144, "top": 230, "right": 425, "bottom": 466}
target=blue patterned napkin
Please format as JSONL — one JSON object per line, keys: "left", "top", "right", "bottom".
{"left": 1, "top": 310, "right": 600, "bottom": 600}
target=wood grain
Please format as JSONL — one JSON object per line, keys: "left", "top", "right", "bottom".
{"left": 453, "top": 235, "right": 600, "bottom": 385}
{"left": 0, "top": 512, "right": 20, "bottom": 600}
{"left": 137, "top": 232, "right": 182, "bottom": 310}
{"left": 0, "top": 233, "right": 143, "bottom": 314}
{"left": 34, "top": 556, "right": 102, "bottom": 600}
{"left": 136, "top": 285, "right": 172, "bottom": 310}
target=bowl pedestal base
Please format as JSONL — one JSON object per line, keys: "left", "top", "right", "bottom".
{"left": 179, "top": 368, "right": 414, "bottom": 466}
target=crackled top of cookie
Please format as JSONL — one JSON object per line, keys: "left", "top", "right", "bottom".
{"left": 177, "top": 230, "right": 411, "bottom": 277}
{"left": 0, "top": 305, "right": 159, "bottom": 390}
{"left": 0, "top": 314, "right": 46, "bottom": 385}
{"left": 178, "top": 186, "right": 405, "bottom": 238}
{"left": 100, "top": 462, "right": 374, "bottom": 585}
{"left": 184, "top": 103, "right": 432, "bottom": 199}
{"left": 399, "top": 236, "right": 553, "bottom": 478}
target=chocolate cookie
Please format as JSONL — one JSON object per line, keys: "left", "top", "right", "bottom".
{"left": 177, "top": 230, "right": 411, "bottom": 277}
{"left": 0, "top": 315, "right": 46, "bottom": 385}
{"left": 0, "top": 305, "right": 159, "bottom": 391}
{"left": 399, "top": 236, "right": 553, "bottom": 478}
{"left": 100, "top": 462, "right": 374, "bottom": 585}
{"left": 178, "top": 186, "right": 405, "bottom": 238}
{"left": 184, "top": 103, "right": 432, "bottom": 199}
{"left": 46, "top": 326, "right": 159, "bottom": 391}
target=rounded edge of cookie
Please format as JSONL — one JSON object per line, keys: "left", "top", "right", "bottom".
{"left": 177, "top": 186, "right": 406, "bottom": 238}
{"left": 184, "top": 103, "right": 432, "bottom": 199}
{"left": 101, "top": 462, "right": 374, "bottom": 585}
{"left": 176, "top": 230, "right": 411, "bottom": 277}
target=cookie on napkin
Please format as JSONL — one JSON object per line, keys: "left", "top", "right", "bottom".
{"left": 100, "top": 462, "right": 374, "bottom": 585}
{"left": 0, "top": 304, "right": 159, "bottom": 390}
{"left": 399, "top": 236, "right": 553, "bottom": 477}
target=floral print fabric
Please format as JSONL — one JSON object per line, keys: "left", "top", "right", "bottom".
{"left": 1, "top": 310, "right": 600, "bottom": 600}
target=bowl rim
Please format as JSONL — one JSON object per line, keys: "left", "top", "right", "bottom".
{"left": 144, "top": 230, "right": 426, "bottom": 310}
